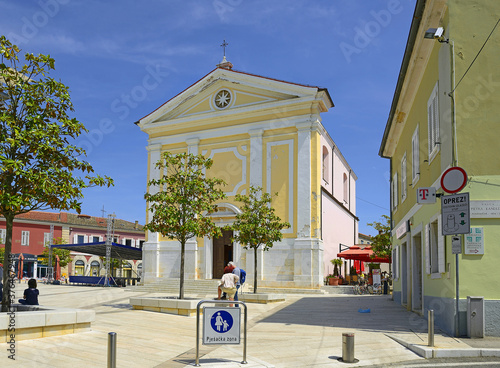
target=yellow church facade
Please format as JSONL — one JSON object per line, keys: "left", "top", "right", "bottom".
{"left": 138, "top": 63, "right": 358, "bottom": 289}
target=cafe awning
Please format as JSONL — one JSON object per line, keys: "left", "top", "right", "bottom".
{"left": 337, "top": 245, "right": 391, "bottom": 263}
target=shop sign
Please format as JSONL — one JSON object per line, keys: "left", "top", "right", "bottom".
{"left": 470, "top": 200, "right": 500, "bottom": 218}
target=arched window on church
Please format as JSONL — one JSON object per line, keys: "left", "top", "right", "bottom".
{"left": 322, "top": 146, "right": 329, "bottom": 183}
{"left": 343, "top": 173, "right": 348, "bottom": 204}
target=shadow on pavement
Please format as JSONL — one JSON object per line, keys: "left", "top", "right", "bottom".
{"left": 258, "top": 295, "right": 437, "bottom": 334}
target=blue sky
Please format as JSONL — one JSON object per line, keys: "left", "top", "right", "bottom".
{"left": 1, "top": 0, "right": 415, "bottom": 236}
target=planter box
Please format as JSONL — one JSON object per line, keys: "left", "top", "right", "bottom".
{"left": 0, "top": 305, "right": 94, "bottom": 343}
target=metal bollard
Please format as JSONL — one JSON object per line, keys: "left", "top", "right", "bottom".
{"left": 108, "top": 332, "right": 117, "bottom": 368}
{"left": 428, "top": 310, "right": 434, "bottom": 347}
{"left": 342, "top": 332, "right": 355, "bottom": 363}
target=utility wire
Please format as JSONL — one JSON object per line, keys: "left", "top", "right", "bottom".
{"left": 451, "top": 18, "right": 500, "bottom": 94}
{"left": 356, "top": 197, "right": 389, "bottom": 211}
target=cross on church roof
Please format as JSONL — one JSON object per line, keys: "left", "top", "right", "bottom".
{"left": 217, "top": 39, "right": 233, "bottom": 70}
{"left": 220, "top": 39, "right": 228, "bottom": 57}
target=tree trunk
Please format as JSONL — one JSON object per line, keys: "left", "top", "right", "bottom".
{"left": 179, "top": 239, "right": 185, "bottom": 300}
{"left": 253, "top": 246, "right": 258, "bottom": 294}
{"left": 1, "top": 214, "right": 14, "bottom": 312}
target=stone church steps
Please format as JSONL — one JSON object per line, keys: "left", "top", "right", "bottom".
{"left": 124, "top": 279, "right": 348, "bottom": 295}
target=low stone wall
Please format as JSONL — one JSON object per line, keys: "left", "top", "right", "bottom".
{"left": 239, "top": 293, "right": 285, "bottom": 303}
{"left": 130, "top": 297, "right": 200, "bottom": 316}
{"left": 130, "top": 294, "right": 286, "bottom": 316}
{"left": 0, "top": 304, "right": 95, "bottom": 342}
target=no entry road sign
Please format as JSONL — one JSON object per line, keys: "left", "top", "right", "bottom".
{"left": 441, "top": 167, "right": 467, "bottom": 194}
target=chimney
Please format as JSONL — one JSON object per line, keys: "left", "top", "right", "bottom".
{"left": 134, "top": 220, "right": 139, "bottom": 230}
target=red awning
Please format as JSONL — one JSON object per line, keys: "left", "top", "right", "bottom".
{"left": 337, "top": 246, "right": 391, "bottom": 263}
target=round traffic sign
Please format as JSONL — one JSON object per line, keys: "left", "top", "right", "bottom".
{"left": 441, "top": 167, "right": 467, "bottom": 193}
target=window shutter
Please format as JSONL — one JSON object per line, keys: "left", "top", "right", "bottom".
{"left": 427, "top": 83, "right": 439, "bottom": 156}
{"left": 412, "top": 127, "right": 419, "bottom": 180}
{"left": 392, "top": 172, "right": 398, "bottom": 209}
{"left": 73, "top": 235, "right": 78, "bottom": 244}
{"left": 84, "top": 235, "right": 88, "bottom": 243}
{"left": 425, "top": 224, "right": 431, "bottom": 274}
{"left": 122, "top": 238, "right": 126, "bottom": 245}
{"left": 438, "top": 216, "right": 445, "bottom": 273}
{"left": 99, "top": 236, "right": 104, "bottom": 242}
{"left": 401, "top": 155, "right": 407, "bottom": 201}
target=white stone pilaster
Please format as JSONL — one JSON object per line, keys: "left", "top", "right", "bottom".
{"left": 203, "top": 236, "right": 212, "bottom": 279}
{"left": 186, "top": 138, "right": 200, "bottom": 155}
{"left": 184, "top": 238, "right": 198, "bottom": 280}
{"left": 296, "top": 122, "right": 312, "bottom": 237}
{"left": 293, "top": 238, "right": 323, "bottom": 288}
{"left": 249, "top": 128, "right": 263, "bottom": 189}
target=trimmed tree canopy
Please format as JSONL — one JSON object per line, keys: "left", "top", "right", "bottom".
{"left": 0, "top": 36, "right": 113, "bottom": 311}
{"left": 231, "top": 186, "right": 290, "bottom": 293}
{"left": 144, "top": 152, "right": 227, "bottom": 299}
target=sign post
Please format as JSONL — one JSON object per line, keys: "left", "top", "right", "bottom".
{"left": 195, "top": 300, "right": 247, "bottom": 366}
{"left": 440, "top": 166, "right": 469, "bottom": 337}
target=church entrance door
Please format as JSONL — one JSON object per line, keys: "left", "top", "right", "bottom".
{"left": 212, "top": 230, "right": 233, "bottom": 279}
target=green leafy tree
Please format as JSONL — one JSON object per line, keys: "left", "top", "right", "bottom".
{"left": 100, "top": 257, "right": 127, "bottom": 277}
{"left": 231, "top": 186, "right": 290, "bottom": 294}
{"left": 367, "top": 215, "right": 392, "bottom": 274}
{"left": 0, "top": 36, "right": 113, "bottom": 311}
{"left": 144, "top": 152, "right": 226, "bottom": 299}
{"left": 0, "top": 247, "right": 4, "bottom": 265}
{"left": 40, "top": 237, "right": 71, "bottom": 268}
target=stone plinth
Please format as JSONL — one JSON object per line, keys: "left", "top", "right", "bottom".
{"left": 0, "top": 305, "right": 95, "bottom": 342}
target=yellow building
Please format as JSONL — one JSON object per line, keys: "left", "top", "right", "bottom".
{"left": 380, "top": 0, "right": 500, "bottom": 336}
{"left": 138, "top": 60, "right": 358, "bottom": 289}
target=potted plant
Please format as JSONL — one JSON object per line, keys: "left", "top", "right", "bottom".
{"left": 338, "top": 274, "right": 345, "bottom": 285}
{"left": 326, "top": 274, "right": 339, "bottom": 286}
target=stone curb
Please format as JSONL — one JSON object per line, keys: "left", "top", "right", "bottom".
{"left": 386, "top": 334, "right": 500, "bottom": 359}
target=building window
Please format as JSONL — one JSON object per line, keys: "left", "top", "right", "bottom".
{"left": 44, "top": 233, "right": 51, "bottom": 246}
{"left": 427, "top": 82, "right": 440, "bottom": 160}
{"left": 343, "top": 173, "right": 348, "bottom": 203}
{"left": 412, "top": 126, "right": 420, "bottom": 183}
{"left": 322, "top": 146, "right": 329, "bottom": 183}
{"left": 401, "top": 153, "right": 407, "bottom": 203}
{"left": 75, "top": 260, "right": 85, "bottom": 276}
{"left": 426, "top": 216, "right": 445, "bottom": 275}
{"left": 392, "top": 246, "right": 399, "bottom": 280}
{"left": 90, "top": 260, "right": 101, "bottom": 276}
{"left": 392, "top": 172, "right": 398, "bottom": 210}
{"left": 124, "top": 239, "right": 133, "bottom": 247}
{"left": 21, "top": 231, "right": 30, "bottom": 246}
{"left": 74, "top": 234, "right": 88, "bottom": 243}
{"left": 139, "top": 240, "right": 145, "bottom": 249}
{"left": 0, "top": 229, "right": 5, "bottom": 244}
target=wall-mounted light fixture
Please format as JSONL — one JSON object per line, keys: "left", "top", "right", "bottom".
{"left": 424, "top": 27, "right": 448, "bottom": 43}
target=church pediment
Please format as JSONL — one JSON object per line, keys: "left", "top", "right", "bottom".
{"left": 139, "top": 68, "right": 333, "bottom": 127}
{"left": 155, "top": 78, "right": 298, "bottom": 122}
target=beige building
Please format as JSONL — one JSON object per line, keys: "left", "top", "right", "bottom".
{"left": 137, "top": 60, "right": 358, "bottom": 289}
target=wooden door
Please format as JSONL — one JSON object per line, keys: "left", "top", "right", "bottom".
{"left": 213, "top": 230, "right": 233, "bottom": 279}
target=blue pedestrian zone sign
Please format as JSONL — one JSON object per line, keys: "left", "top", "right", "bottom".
{"left": 203, "top": 307, "right": 241, "bottom": 345}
